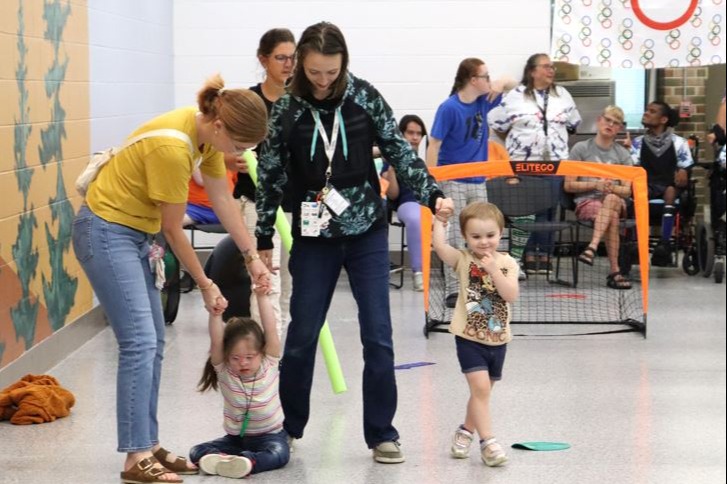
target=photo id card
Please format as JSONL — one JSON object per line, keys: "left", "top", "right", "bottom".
{"left": 322, "top": 187, "right": 350, "bottom": 216}
{"left": 300, "top": 202, "right": 321, "bottom": 237}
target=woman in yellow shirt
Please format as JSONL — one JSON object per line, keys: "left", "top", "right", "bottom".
{"left": 72, "top": 75, "right": 269, "bottom": 484}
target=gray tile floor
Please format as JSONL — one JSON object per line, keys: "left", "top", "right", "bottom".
{"left": 1, "top": 267, "right": 725, "bottom": 484}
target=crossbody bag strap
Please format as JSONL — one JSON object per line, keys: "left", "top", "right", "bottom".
{"left": 120, "top": 128, "right": 195, "bottom": 155}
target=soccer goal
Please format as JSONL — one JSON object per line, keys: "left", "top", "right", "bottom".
{"left": 421, "top": 160, "right": 650, "bottom": 338}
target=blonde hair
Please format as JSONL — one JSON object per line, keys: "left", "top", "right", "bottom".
{"left": 459, "top": 202, "right": 505, "bottom": 237}
{"left": 197, "top": 74, "right": 268, "bottom": 144}
{"left": 602, "top": 105, "right": 625, "bottom": 125}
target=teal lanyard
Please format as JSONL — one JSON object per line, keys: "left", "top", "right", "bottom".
{"left": 310, "top": 107, "right": 348, "bottom": 163}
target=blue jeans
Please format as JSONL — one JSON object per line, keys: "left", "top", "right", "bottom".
{"left": 189, "top": 430, "right": 289, "bottom": 474}
{"left": 281, "top": 228, "right": 400, "bottom": 448}
{"left": 72, "top": 205, "right": 165, "bottom": 452}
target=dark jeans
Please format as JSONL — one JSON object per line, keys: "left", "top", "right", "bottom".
{"left": 281, "top": 228, "right": 399, "bottom": 448}
{"left": 189, "top": 430, "right": 289, "bottom": 474}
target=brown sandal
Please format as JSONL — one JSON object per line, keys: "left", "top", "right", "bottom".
{"left": 152, "top": 447, "right": 199, "bottom": 475}
{"left": 120, "top": 457, "right": 183, "bottom": 484}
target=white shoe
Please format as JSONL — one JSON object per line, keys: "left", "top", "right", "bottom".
{"left": 450, "top": 426, "right": 474, "bottom": 459}
{"left": 373, "top": 441, "right": 405, "bottom": 463}
{"left": 412, "top": 272, "right": 424, "bottom": 291}
{"left": 481, "top": 438, "right": 508, "bottom": 467}
{"left": 199, "top": 454, "right": 252, "bottom": 477}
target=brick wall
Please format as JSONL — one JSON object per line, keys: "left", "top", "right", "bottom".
{"left": 658, "top": 67, "right": 713, "bottom": 211}
{"left": 659, "top": 67, "right": 709, "bottom": 162}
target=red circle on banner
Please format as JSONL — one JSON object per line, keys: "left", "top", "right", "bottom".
{"left": 631, "top": 0, "right": 699, "bottom": 30}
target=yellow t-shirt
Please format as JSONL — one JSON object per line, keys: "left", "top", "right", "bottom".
{"left": 86, "top": 107, "right": 226, "bottom": 234}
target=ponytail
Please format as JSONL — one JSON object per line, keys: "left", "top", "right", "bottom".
{"left": 198, "top": 357, "right": 218, "bottom": 392}
{"left": 652, "top": 100, "right": 680, "bottom": 128}
{"left": 450, "top": 58, "right": 484, "bottom": 96}
{"left": 196, "top": 74, "right": 268, "bottom": 144}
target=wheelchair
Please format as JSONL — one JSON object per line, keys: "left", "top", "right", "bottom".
{"left": 696, "top": 159, "right": 726, "bottom": 284}
{"left": 644, "top": 177, "right": 700, "bottom": 274}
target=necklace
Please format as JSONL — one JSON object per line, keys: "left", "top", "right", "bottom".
{"left": 238, "top": 367, "right": 260, "bottom": 437}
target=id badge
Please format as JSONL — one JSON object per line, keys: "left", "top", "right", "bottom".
{"left": 322, "top": 187, "right": 350, "bottom": 216}
{"left": 300, "top": 202, "right": 321, "bottom": 237}
{"left": 318, "top": 203, "right": 332, "bottom": 229}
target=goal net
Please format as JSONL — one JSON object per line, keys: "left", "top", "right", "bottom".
{"left": 421, "top": 160, "right": 650, "bottom": 337}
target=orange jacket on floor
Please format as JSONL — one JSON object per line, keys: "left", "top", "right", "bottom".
{"left": 0, "top": 374, "right": 75, "bottom": 425}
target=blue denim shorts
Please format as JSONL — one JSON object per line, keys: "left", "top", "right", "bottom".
{"left": 455, "top": 336, "right": 507, "bottom": 380}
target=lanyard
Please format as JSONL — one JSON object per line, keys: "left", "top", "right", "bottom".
{"left": 537, "top": 89, "right": 550, "bottom": 137}
{"left": 310, "top": 108, "right": 348, "bottom": 189}
{"left": 238, "top": 371, "right": 258, "bottom": 438}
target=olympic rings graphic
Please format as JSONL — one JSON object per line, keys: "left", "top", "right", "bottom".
{"left": 631, "top": 0, "right": 699, "bottom": 30}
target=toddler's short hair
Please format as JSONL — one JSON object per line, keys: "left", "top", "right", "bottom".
{"left": 459, "top": 202, "right": 505, "bottom": 237}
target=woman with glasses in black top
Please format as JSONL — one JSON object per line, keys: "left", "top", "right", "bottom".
{"left": 227, "top": 28, "right": 296, "bottom": 338}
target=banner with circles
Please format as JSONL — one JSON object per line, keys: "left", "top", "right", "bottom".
{"left": 552, "top": 0, "right": 725, "bottom": 68}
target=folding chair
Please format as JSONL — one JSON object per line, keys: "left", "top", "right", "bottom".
{"left": 487, "top": 176, "right": 579, "bottom": 287}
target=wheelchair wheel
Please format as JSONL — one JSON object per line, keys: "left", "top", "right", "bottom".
{"left": 697, "top": 222, "right": 715, "bottom": 278}
{"left": 714, "top": 257, "right": 724, "bottom": 284}
{"left": 682, "top": 246, "right": 700, "bottom": 276}
{"left": 162, "top": 249, "right": 181, "bottom": 324}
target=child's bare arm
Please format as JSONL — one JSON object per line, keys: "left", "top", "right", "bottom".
{"left": 432, "top": 218, "right": 460, "bottom": 268}
{"left": 208, "top": 313, "right": 225, "bottom": 366}
{"left": 255, "top": 287, "right": 281, "bottom": 358}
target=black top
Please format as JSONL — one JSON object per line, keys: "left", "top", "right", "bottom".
{"left": 640, "top": 142, "right": 678, "bottom": 186}
{"left": 233, "top": 83, "right": 295, "bottom": 213}
{"left": 255, "top": 73, "right": 443, "bottom": 249}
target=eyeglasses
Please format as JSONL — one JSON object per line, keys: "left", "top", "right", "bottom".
{"left": 271, "top": 54, "right": 295, "bottom": 64}
{"left": 474, "top": 74, "right": 491, "bottom": 82}
{"left": 537, "top": 64, "right": 557, "bottom": 71}
{"left": 601, "top": 116, "right": 623, "bottom": 127}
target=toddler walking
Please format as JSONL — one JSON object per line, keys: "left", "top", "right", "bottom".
{"left": 433, "top": 201, "right": 519, "bottom": 466}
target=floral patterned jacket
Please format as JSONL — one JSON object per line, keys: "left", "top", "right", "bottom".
{"left": 255, "top": 73, "right": 443, "bottom": 249}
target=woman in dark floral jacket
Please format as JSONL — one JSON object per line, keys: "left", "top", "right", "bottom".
{"left": 255, "top": 21, "right": 453, "bottom": 464}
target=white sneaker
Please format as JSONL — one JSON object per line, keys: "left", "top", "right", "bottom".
{"left": 481, "top": 438, "right": 508, "bottom": 467}
{"left": 450, "top": 426, "right": 474, "bottom": 458}
{"left": 412, "top": 272, "right": 424, "bottom": 291}
{"left": 373, "top": 441, "right": 405, "bottom": 463}
{"left": 199, "top": 454, "right": 252, "bottom": 477}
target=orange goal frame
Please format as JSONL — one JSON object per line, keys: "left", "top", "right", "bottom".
{"left": 420, "top": 160, "right": 650, "bottom": 325}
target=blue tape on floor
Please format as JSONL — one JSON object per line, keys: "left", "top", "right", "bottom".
{"left": 394, "top": 362, "right": 436, "bottom": 370}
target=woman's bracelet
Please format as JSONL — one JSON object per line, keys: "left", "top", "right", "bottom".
{"left": 244, "top": 252, "right": 261, "bottom": 265}
{"left": 198, "top": 279, "right": 215, "bottom": 291}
